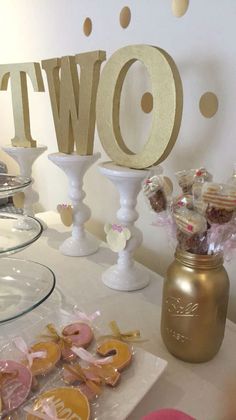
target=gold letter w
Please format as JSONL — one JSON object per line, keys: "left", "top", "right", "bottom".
{"left": 42, "top": 51, "right": 106, "bottom": 155}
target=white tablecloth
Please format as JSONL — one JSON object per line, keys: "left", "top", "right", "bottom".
{"left": 9, "top": 212, "right": 236, "bottom": 420}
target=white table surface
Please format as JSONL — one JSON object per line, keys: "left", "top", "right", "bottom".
{"left": 7, "top": 211, "right": 236, "bottom": 420}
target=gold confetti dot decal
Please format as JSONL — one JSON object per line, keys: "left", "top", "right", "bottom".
{"left": 120, "top": 6, "right": 131, "bottom": 28}
{"left": 83, "top": 17, "right": 92, "bottom": 36}
{"left": 141, "top": 92, "right": 153, "bottom": 113}
{"left": 199, "top": 92, "right": 218, "bottom": 118}
{"left": 172, "top": 0, "right": 189, "bottom": 17}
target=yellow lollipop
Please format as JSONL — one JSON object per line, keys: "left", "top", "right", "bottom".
{"left": 26, "top": 387, "right": 90, "bottom": 420}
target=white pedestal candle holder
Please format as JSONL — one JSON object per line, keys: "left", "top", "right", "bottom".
{"left": 48, "top": 152, "right": 101, "bottom": 257}
{"left": 99, "top": 161, "right": 150, "bottom": 291}
{"left": 2, "top": 145, "right": 47, "bottom": 229}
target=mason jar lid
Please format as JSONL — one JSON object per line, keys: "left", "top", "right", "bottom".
{"left": 175, "top": 248, "right": 223, "bottom": 269}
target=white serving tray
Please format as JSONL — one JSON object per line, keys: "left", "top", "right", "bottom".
{"left": 0, "top": 292, "right": 167, "bottom": 419}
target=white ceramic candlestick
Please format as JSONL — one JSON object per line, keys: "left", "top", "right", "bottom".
{"left": 2, "top": 145, "right": 47, "bottom": 229}
{"left": 48, "top": 152, "right": 100, "bottom": 257}
{"left": 99, "top": 161, "right": 150, "bottom": 291}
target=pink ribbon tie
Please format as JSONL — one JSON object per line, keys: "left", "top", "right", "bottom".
{"left": 71, "top": 346, "right": 113, "bottom": 365}
{"left": 60, "top": 308, "right": 101, "bottom": 324}
{"left": 74, "top": 309, "right": 101, "bottom": 323}
{"left": 111, "top": 224, "right": 123, "bottom": 233}
{"left": 13, "top": 337, "right": 46, "bottom": 367}
{"left": 24, "top": 400, "right": 60, "bottom": 420}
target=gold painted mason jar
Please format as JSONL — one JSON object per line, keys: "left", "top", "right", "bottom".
{"left": 161, "top": 249, "right": 229, "bottom": 363}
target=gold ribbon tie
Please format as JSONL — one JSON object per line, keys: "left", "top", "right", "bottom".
{"left": 42, "top": 324, "right": 72, "bottom": 350}
{"left": 64, "top": 364, "right": 102, "bottom": 396}
{"left": 106, "top": 320, "right": 146, "bottom": 343}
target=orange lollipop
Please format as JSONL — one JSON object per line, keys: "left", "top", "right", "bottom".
{"left": 28, "top": 342, "right": 61, "bottom": 376}
{"left": 14, "top": 337, "right": 61, "bottom": 376}
{"left": 97, "top": 338, "right": 132, "bottom": 371}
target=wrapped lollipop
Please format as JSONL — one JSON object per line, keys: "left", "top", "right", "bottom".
{"left": 193, "top": 167, "right": 212, "bottom": 184}
{"left": 174, "top": 207, "right": 208, "bottom": 254}
{"left": 202, "top": 182, "right": 236, "bottom": 224}
{"left": 176, "top": 167, "right": 212, "bottom": 195}
{"left": 143, "top": 175, "right": 172, "bottom": 213}
{"left": 172, "top": 194, "right": 194, "bottom": 211}
{"left": 174, "top": 207, "right": 207, "bottom": 236}
{"left": 175, "top": 169, "right": 195, "bottom": 195}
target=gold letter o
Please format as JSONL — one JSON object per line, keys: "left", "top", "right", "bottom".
{"left": 96, "top": 45, "right": 183, "bottom": 169}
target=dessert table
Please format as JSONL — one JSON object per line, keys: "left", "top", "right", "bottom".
{"left": 5, "top": 211, "right": 236, "bottom": 420}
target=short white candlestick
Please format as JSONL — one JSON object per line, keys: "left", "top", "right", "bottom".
{"left": 48, "top": 152, "right": 100, "bottom": 257}
{"left": 2, "top": 145, "right": 47, "bottom": 229}
{"left": 99, "top": 161, "right": 150, "bottom": 291}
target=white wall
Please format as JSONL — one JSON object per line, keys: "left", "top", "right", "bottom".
{"left": 0, "top": 0, "right": 236, "bottom": 319}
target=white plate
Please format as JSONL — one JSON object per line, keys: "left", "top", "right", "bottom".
{"left": 0, "top": 294, "right": 167, "bottom": 419}
{"left": 94, "top": 347, "right": 167, "bottom": 419}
